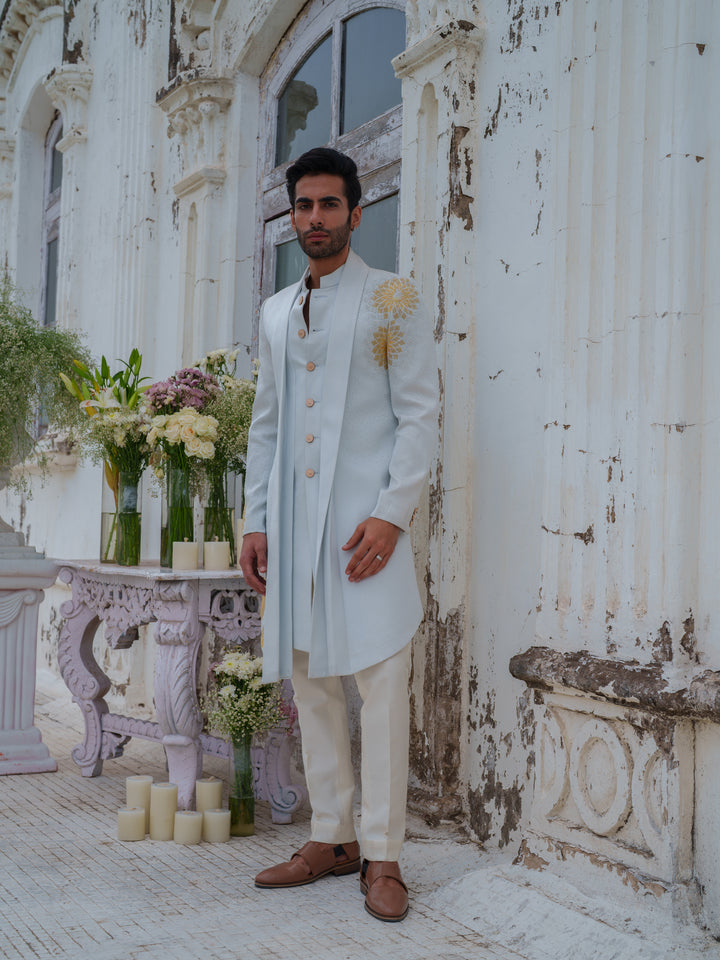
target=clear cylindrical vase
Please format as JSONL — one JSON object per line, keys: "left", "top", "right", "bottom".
{"left": 100, "top": 462, "right": 118, "bottom": 563}
{"left": 160, "top": 461, "right": 194, "bottom": 568}
{"left": 203, "top": 469, "right": 235, "bottom": 563}
{"left": 117, "top": 471, "right": 142, "bottom": 566}
{"left": 229, "top": 735, "right": 255, "bottom": 836}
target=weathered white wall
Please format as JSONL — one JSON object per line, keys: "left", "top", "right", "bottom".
{"left": 2, "top": 0, "right": 720, "bottom": 937}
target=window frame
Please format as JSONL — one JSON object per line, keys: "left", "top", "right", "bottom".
{"left": 256, "top": 0, "right": 405, "bottom": 308}
{"left": 40, "top": 112, "right": 63, "bottom": 328}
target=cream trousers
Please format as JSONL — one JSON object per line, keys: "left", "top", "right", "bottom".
{"left": 291, "top": 642, "right": 412, "bottom": 861}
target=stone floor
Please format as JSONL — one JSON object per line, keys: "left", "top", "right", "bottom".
{"left": 2, "top": 675, "right": 719, "bottom": 960}
{"left": 0, "top": 674, "right": 498, "bottom": 960}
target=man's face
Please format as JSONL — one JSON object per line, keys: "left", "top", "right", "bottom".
{"left": 290, "top": 173, "right": 361, "bottom": 261}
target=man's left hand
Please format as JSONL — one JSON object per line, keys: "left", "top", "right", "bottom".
{"left": 342, "top": 517, "right": 401, "bottom": 583}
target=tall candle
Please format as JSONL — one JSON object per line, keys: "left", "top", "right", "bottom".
{"left": 126, "top": 775, "right": 152, "bottom": 833}
{"left": 204, "top": 540, "right": 230, "bottom": 570}
{"left": 174, "top": 810, "right": 203, "bottom": 844}
{"left": 203, "top": 808, "right": 231, "bottom": 843}
{"left": 172, "top": 540, "right": 198, "bottom": 571}
{"left": 117, "top": 807, "right": 146, "bottom": 842}
{"left": 196, "top": 777, "right": 223, "bottom": 813}
{"left": 149, "top": 782, "right": 178, "bottom": 840}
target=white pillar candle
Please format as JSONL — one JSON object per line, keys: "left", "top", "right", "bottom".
{"left": 204, "top": 540, "right": 230, "bottom": 570}
{"left": 195, "top": 777, "right": 223, "bottom": 813}
{"left": 173, "top": 810, "right": 203, "bottom": 845}
{"left": 172, "top": 540, "right": 198, "bottom": 570}
{"left": 117, "top": 807, "right": 146, "bottom": 842}
{"left": 149, "top": 782, "right": 178, "bottom": 840}
{"left": 126, "top": 775, "right": 153, "bottom": 833}
{"left": 202, "top": 808, "right": 231, "bottom": 843}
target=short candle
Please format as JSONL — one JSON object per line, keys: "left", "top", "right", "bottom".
{"left": 172, "top": 540, "right": 198, "bottom": 571}
{"left": 126, "top": 775, "right": 152, "bottom": 833}
{"left": 196, "top": 777, "right": 223, "bottom": 813}
{"left": 117, "top": 807, "right": 146, "bottom": 842}
{"left": 204, "top": 540, "right": 230, "bottom": 570}
{"left": 202, "top": 808, "right": 231, "bottom": 843}
{"left": 149, "top": 782, "right": 178, "bottom": 840}
{"left": 174, "top": 810, "right": 203, "bottom": 845}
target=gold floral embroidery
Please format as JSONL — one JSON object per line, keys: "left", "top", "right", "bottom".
{"left": 371, "top": 278, "right": 419, "bottom": 320}
{"left": 371, "top": 320, "right": 405, "bottom": 369}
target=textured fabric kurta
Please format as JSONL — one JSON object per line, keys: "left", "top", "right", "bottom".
{"left": 244, "top": 250, "right": 438, "bottom": 681}
{"left": 286, "top": 268, "right": 338, "bottom": 652}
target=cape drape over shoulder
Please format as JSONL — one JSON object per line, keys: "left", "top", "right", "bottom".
{"left": 244, "top": 250, "right": 438, "bottom": 680}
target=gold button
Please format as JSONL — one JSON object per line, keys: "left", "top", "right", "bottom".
{"left": 305, "top": 398, "right": 314, "bottom": 407}
{"left": 306, "top": 361, "right": 316, "bottom": 371}
{"left": 298, "top": 329, "right": 306, "bottom": 339}
{"left": 305, "top": 468, "right": 315, "bottom": 478}
{"left": 305, "top": 434, "right": 314, "bottom": 443}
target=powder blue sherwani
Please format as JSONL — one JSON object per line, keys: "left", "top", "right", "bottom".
{"left": 244, "top": 249, "right": 438, "bottom": 681}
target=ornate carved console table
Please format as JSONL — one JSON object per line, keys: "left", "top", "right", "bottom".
{"left": 56, "top": 561, "right": 306, "bottom": 819}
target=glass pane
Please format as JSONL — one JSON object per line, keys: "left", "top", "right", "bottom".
{"left": 341, "top": 9, "right": 404, "bottom": 134}
{"left": 44, "top": 238, "right": 58, "bottom": 327}
{"left": 352, "top": 194, "right": 398, "bottom": 273}
{"left": 276, "top": 34, "right": 332, "bottom": 166}
{"left": 50, "top": 132, "right": 63, "bottom": 193}
{"left": 274, "top": 237, "right": 307, "bottom": 292}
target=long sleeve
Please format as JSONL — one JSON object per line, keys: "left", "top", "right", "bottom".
{"left": 370, "top": 283, "right": 439, "bottom": 532}
{"left": 243, "top": 304, "right": 279, "bottom": 535}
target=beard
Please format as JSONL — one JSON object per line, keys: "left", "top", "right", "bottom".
{"left": 296, "top": 216, "right": 352, "bottom": 260}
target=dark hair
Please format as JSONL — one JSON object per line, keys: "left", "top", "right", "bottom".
{"left": 286, "top": 147, "right": 362, "bottom": 211}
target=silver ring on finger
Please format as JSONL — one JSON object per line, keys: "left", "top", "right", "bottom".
{"left": 375, "top": 554, "right": 383, "bottom": 562}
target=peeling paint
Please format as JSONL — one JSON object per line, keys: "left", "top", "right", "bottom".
{"left": 513, "top": 838, "right": 549, "bottom": 870}
{"left": 448, "top": 125, "right": 474, "bottom": 231}
{"left": 680, "top": 613, "right": 699, "bottom": 663}
{"left": 510, "top": 646, "right": 720, "bottom": 720}
{"left": 468, "top": 761, "right": 522, "bottom": 847}
{"left": 63, "top": 0, "right": 84, "bottom": 64}
{"left": 531, "top": 835, "right": 670, "bottom": 897}
{"left": 652, "top": 621, "right": 673, "bottom": 663}
{"left": 409, "top": 566, "right": 464, "bottom": 801}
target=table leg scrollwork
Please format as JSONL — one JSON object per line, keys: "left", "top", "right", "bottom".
{"left": 256, "top": 727, "right": 308, "bottom": 823}
{"left": 57, "top": 596, "right": 109, "bottom": 778}
{"left": 154, "top": 613, "right": 205, "bottom": 810}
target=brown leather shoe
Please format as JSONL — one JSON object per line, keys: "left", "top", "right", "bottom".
{"left": 360, "top": 859, "right": 409, "bottom": 922}
{"left": 254, "top": 840, "right": 361, "bottom": 888}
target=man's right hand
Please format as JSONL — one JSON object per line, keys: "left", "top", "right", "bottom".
{"left": 239, "top": 532, "right": 268, "bottom": 595}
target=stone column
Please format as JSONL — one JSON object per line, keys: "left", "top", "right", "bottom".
{"left": 157, "top": 75, "right": 235, "bottom": 364}
{"left": 44, "top": 63, "right": 92, "bottom": 331}
{"left": 392, "top": 12, "right": 483, "bottom": 812}
{"left": 0, "top": 521, "right": 58, "bottom": 774}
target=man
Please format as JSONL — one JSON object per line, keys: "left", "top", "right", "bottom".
{"left": 240, "top": 147, "right": 437, "bottom": 922}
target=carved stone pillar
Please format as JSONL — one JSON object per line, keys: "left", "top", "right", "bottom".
{"left": 392, "top": 13, "right": 483, "bottom": 811}
{"left": 0, "top": 523, "right": 58, "bottom": 775}
{"left": 44, "top": 63, "right": 92, "bottom": 331}
{"left": 157, "top": 75, "right": 234, "bottom": 364}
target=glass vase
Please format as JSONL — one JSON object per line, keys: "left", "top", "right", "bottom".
{"left": 117, "top": 471, "right": 142, "bottom": 566}
{"left": 100, "top": 461, "right": 118, "bottom": 563}
{"left": 203, "top": 468, "right": 235, "bottom": 563}
{"left": 160, "top": 461, "right": 194, "bottom": 568}
{"left": 228, "top": 735, "right": 255, "bottom": 836}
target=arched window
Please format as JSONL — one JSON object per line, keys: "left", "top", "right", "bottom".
{"left": 41, "top": 113, "right": 63, "bottom": 327}
{"left": 258, "top": 1, "right": 405, "bottom": 303}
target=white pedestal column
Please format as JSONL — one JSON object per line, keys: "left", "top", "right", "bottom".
{"left": 0, "top": 524, "right": 58, "bottom": 775}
